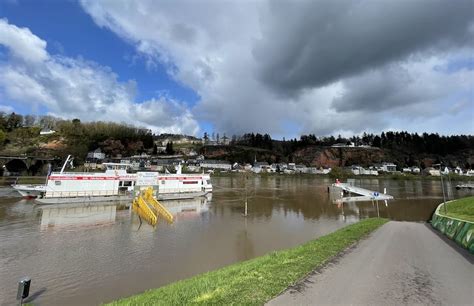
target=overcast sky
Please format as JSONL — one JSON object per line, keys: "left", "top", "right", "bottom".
{"left": 0, "top": 0, "right": 473, "bottom": 138}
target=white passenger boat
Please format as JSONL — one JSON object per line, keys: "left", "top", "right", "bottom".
{"left": 34, "top": 156, "right": 212, "bottom": 205}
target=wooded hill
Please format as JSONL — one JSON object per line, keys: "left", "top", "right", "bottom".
{"left": 1, "top": 112, "right": 472, "bottom": 169}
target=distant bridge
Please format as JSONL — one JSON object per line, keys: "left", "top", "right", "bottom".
{"left": 0, "top": 155, "right": 58, "bottom": 175}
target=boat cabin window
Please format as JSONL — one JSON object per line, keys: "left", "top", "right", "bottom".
{"left": 161, "top": 180, "right": 166, "bottom": 185}
{"left": 55, "top": 181, "right": 61, "bottom": 186}
{"left": 183, "top": 181, "right": 198, "bottom": 184}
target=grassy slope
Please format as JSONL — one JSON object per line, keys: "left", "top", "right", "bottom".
{"left": 439, "top": 196, "right": 474, "bottom": 222}
{"left": 109, "top": 218, "right": 388, "bottom": 305}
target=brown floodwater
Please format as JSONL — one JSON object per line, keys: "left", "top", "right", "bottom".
{"left": 0, "top": 176, "right": 472, "bottom": 305}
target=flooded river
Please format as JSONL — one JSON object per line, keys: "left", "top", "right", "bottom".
{"left": 0, "top": 176, "right": 472, "bottom": 305}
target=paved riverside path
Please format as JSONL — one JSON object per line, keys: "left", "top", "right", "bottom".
{"left": 268, "top": 221, "right": 473, "bottom": 305}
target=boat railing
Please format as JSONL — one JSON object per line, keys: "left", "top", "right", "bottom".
{"left": 50, "top": 171, "right": 111, "bottom": 176}
{"left": 158, "top": 187, "right": 204, "bottom": 194}
{"left": 46, "top": 190, "right": 119, "bottom": 198}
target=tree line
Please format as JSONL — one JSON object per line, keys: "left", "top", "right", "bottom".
{"left": 0, "top": 112, "right": 154, "bottom": 161}
{"left": 225, "top": 131, "right": 473, "bottom": 159}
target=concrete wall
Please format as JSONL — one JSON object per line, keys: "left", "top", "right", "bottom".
{"left": 431, "top": 203, "right": 473, "bottom": 253}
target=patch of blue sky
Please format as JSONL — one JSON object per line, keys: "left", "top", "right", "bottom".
{"left": 0, "top": 0, "right": 199, "bottom": 109}
{"left": 199, "top": 121, "right": 214, "bottom": 136}
{"left": 434, "top": 57, "right": 474, "bottom": 74}
{"left": 273, "top": 121, "right": 300, "bottom": 140}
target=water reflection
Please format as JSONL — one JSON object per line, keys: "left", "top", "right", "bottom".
{"left": 40, "top": 204, "right": 119, "bottom": 230}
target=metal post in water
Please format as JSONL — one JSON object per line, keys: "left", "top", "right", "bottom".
{"left": 440, "top": 172, "right": 447, "bottom": 215}
{"left": 17, "top": 278, "right": 30, "bottom": 306}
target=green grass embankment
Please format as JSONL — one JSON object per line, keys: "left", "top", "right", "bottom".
{"left": 108, "top": 218, "right": 388, "bottom": 305}
{"left": 438, "top": 196, "right": 474, "bottom": 222}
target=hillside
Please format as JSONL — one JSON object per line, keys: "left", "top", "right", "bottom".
{"left": 200, "top": 145, "right": 473, "bottom": 169}
{"left": 0, "top": 113, "right": 472, "bottom": 170}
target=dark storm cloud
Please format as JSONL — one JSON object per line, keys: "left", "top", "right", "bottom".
{"left": 254, "top": 0, "right": 474, "bottom": 95}
{"left": 332, "top": 65, "right": 423, "bottom": 112}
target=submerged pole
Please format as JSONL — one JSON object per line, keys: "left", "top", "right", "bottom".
{"left": 440, "top": 173, "right": 447, "bottom": 214}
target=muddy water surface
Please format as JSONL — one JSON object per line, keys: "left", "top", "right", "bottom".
{"left": 0, "top": 176, "right": 472, "bottom": 305}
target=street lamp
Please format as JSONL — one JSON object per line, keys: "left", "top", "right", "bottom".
{"left": 433, "top": 163, "right": 447, "bottom": 215}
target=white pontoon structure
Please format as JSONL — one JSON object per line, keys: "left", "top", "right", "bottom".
{"left": 329, "top": 179, "right": 394, "bottom": 202}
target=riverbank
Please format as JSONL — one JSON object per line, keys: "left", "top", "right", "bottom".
{"left": 431, "top": 197, "right": 474, "bottom": 252}
{"left": 437, "top": 196, "right": 474, "bottom": 222}
{"left": 108, "top": 218, "right": 387, "bottom": 305}
{"left": 210, "top": 171, "right": 474, "bottom": 181}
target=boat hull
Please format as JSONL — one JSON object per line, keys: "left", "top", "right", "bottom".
{"left": 12, "top": 184, "right": 46, "bottom": 198}
{"left": 35, "top": 191, "right": 210, "bottom": 205}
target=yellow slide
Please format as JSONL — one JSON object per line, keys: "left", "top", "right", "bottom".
{"left": 132, "top": 187, "right": 174, "bottom": 226}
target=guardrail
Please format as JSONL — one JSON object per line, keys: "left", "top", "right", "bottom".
{"left": 431, "top": 202, "right": 473, "bottom": 253}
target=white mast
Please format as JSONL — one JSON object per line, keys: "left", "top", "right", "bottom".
{"left": 60, "top": 155, "right": 71, "bottom": 174}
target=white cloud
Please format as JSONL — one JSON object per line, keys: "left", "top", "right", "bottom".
{"left": 0, "top": 104, "right": 14, "bottom": 113}
{"left": 80, "top": 0, "right": 474, "bottom": 136}
{"left": 0, "top": 18, "right": 199, "bottom": 135}
{"left": 0, "top": 18, "right": 48, "bottom": 63}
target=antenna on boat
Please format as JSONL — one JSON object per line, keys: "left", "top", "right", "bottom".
{"left": 60, "top": 155, "right": 71, "bottom": 174}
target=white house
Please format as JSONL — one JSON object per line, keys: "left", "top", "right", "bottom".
{"left": 379, "top": 162, "right": 397, "bottom": 172}
{"left": 200, "top": 160, "right": 232, "bottom": 170}
{"left": 295, "top": 164, "right": 308, "bottom": 173}
{"left": 351, "top": 166, "right": 378, "bottom": 176}
{"left": 312, "top": 167, "right": 331, "bottom": 175}
{"left": 40, "top": 128, "right": 56, "bottom": 135}
{"left": 425, "top": 167, "right": 441, "bottom": 176}
{"left": 252, "top": 162, "right": 271, "bottom": 173}
{"left": 441, "top": 167, "right": 450, "bottom": 175}
{"left": 87, "top": 148, "right": 106, "bottom": 160}
{"left": 454, "top": 167, "right": 463, "bottom": 175}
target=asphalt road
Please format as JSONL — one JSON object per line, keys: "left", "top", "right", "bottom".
{"left": 268, "top": 221, "right": 474, "bottom": 305}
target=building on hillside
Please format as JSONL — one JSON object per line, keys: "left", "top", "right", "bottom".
{"left": 221, "top": 135, "right": 230, "bottom": 145}
{"left": 287, "top": 163, "right": 296, "bottom": 171}
{"left": 158, "top": 136, "right": 198, "bottom": 146}
{"left": 351, "top": 166, "right": 378, "bottom": 176}
{"left": 252, "top": 162, "right": 271, "bottom": 173}
{"left": 378, "top": 162, "right": 397, "bottom": 173}
{"left": 312, "top": 167, "right": 331, "bottom": 174}
{"left": 424, "top": 167, "right": 441, "bottom": 176}
{"left": 200, "top": 159, "right": 232, "bottom": 171}
{"left": 270, "top": 163, "right": 288, "bottom": 172}
{"left": 454, "top": 167, "right": 463, "bottom": 175}
{"left": 295, "top": 164, "right": 308, "bottom": 173}
{"left": 40, "top": 128, "right": 56, "bottom": 135}
{"left": 87, "top": 148, "right": 106, "bottom": 161}
{"left": 152, "top": 159, "right": 180, "bottom": 172}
